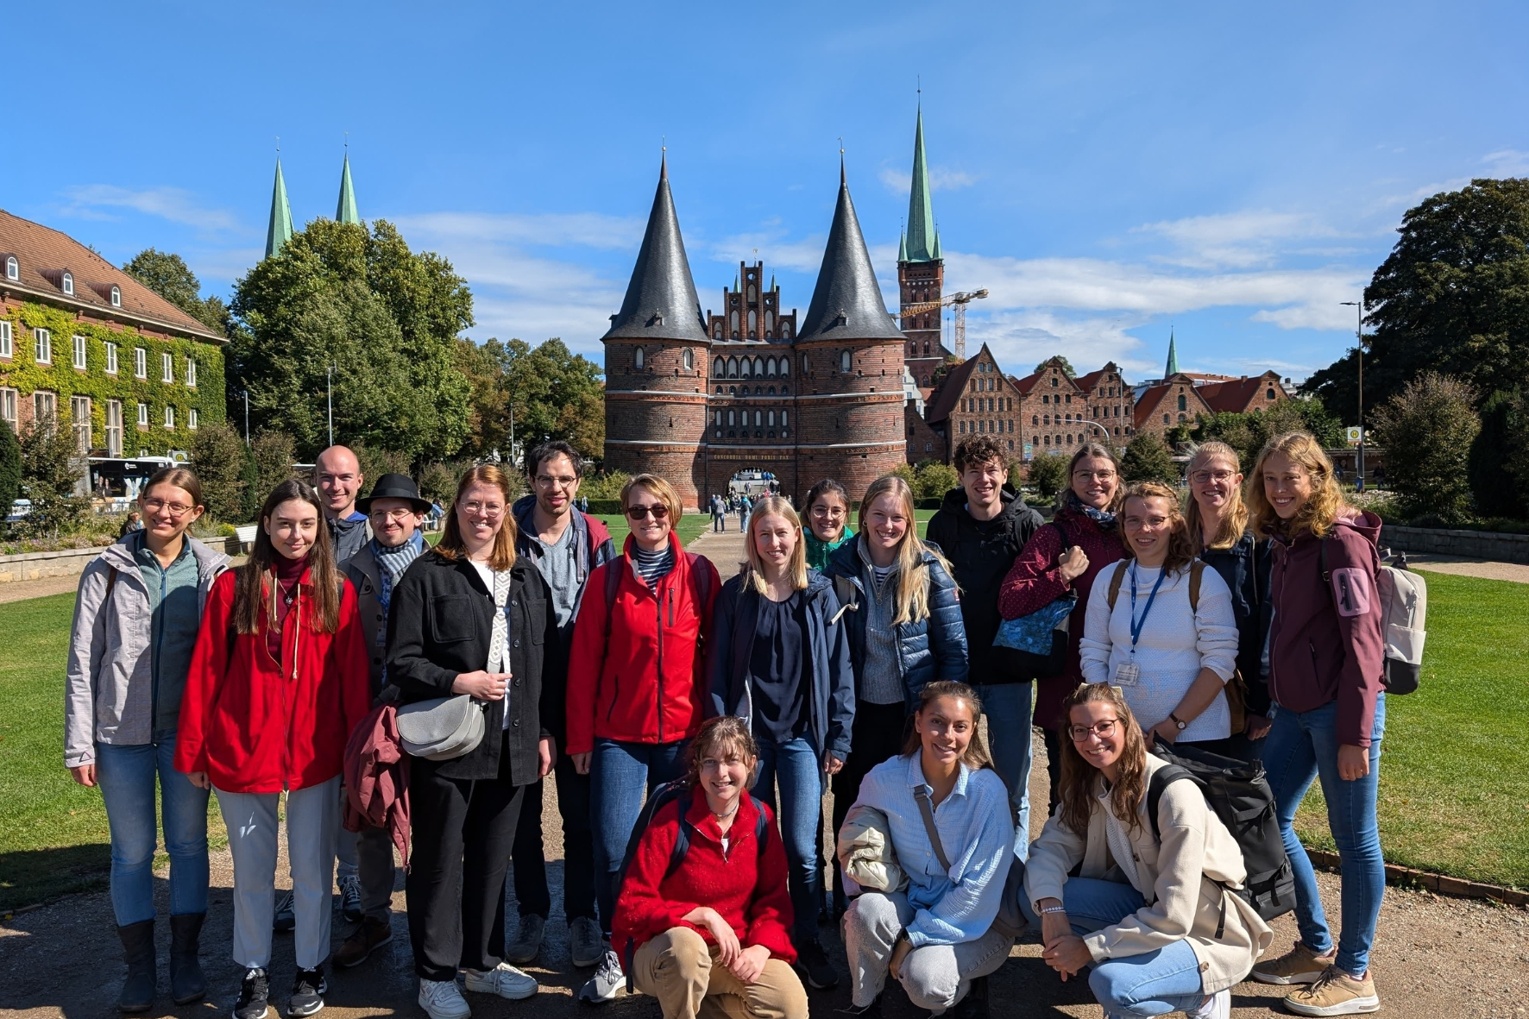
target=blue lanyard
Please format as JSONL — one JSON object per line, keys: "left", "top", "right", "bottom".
{"left": 1128, "top": 561, "right": 1168, "bottom": 653}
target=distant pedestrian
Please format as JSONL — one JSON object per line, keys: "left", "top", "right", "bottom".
{"left": 119, "top": 511, "right": 144, "bottom": 538}
{"left": 712, "top": 493, "right": 726, "bottom": 533}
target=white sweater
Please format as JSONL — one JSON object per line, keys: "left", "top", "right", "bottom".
{"left": 1079, "top": 560, "right": 1238, "bottom": 742}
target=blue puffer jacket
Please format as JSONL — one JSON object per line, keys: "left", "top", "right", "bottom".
{"left": 822, "top": 535, "right": 969, "bottom": 709}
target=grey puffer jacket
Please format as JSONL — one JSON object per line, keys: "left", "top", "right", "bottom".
{"left": 822, "top": 534, "right": 969, "bottom": 709}
{"left": 64, "top": 535, "right": 229, "bottom": 768}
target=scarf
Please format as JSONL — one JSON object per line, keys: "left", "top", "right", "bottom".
{"left": 1066, "top": 491, "right": 1118, "bottom": 531}
{"left": 374, "top": 531, "right": 426, "bottom": 623}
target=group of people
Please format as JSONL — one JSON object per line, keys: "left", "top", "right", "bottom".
{"left": 710, "top": 491, "right": 766, "bottom": 533}
{"left": 64, "top": 429, "right": 1389, "bottom": 1019}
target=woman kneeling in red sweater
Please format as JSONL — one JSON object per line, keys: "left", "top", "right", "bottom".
{"left": 613, "top": 716, "right": 808, "bottom": 1019}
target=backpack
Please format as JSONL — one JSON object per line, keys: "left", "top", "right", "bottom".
{"left": 1318, "top": 538, "right": 1427, "bottom": 695}
{"left": 613, "top": 779, "right": 770, "bottom": 990}
{"left": 602, "top": 551, "right": 715, "bottom": 643}
{"left": 1147, "top": 741, "right": 1295, "bottom": 924}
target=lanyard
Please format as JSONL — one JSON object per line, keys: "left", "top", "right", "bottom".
{"left": 1128, "top": 561, "right": 1168, "bottom": 653}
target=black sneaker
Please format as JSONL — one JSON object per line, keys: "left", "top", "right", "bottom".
{"left": 835, "top": 995, "right": 881, "bottom": 1018}
{"left": 233, "top": 967, "right": 270, "bottom": 1019}
{"left": 795, "top": 938, "right": 839, "bottom": 991}
{"left": 288, "top": 967, "right": 326, "bottom": 1018}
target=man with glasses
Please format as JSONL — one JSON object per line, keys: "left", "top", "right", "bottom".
{"left": 313, "top": 446, "right": 370, "bottom": 566}
{"left": 505, "top": 441, "right": 615, "bottom": 970}
{"left": 332, "top": 474, "right": 431, "bottom": 969}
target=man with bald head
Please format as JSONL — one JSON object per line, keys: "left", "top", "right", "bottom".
{"left": 314, "top": 446, "right": 369, "bottom": 566}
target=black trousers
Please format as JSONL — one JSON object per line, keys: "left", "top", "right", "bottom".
{"left": 407, "top": 748, "right": 527, "bottom": 981}
{"left": 510, "top": 753, "right": 597, "bottom": 922}
{"left": 830, "top": 700, "right": 911, "bottom": 911}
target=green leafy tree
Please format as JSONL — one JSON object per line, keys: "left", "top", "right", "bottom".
{"left": 188, "top": 421, "right": 247, "bottom": 523}
{"left": 913, "top": 460, "right": 959, "bottom": 501}
{"left": 245, "top": 431, "right": 297, "bottom": 518}
{"left": 1194, "top": 398, "right": 1344, "bottom": 469}
{"left": 1121, "top": 431, "right": 1178, "bottom": 485}
{"left": 1025, "top": 452, "right": 1070, "bottom": 502}
{"left": 1469, "top": 388, "right": 1529, "bottom": 519}
{"left": 1369, "top": 372, "right": 1480, "bottom": 522}
{"left": 353, "top": 444, "right": 413, "bottom": 487}
{"left": 19, "top": 416, "right": 87, "bottom": 537}
{"left": 0, "top": 417, "right": 21, "bottom": 515}
{"left": 418, "top": 461, "right": 462, "bottom": 503}
{"left": 122, "top": 249, "right": 228, "bottom": 333}
{"left": 1035, "top": 356, "right": 1076, "bottom": 378}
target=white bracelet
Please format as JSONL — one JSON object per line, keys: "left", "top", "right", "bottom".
{"left": 1040, "top": 905, "right": 1066, "bottom": 915}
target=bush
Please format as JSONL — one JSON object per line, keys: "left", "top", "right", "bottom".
{"left": 1026, "top": 453, "right": 1070, "bottom": 503}
{"left": 417, "top": 461, "right": 460, "bottom": 503}
{"left": 1121, "top": 432, "right": 1178, "bottom": 485}
{"left": 1370, "top": 372, "right": 1479, "bottom": 523}
{"left": 353, "top": 444, "right": 412, "bottom": 485}
{"left": 245, "top": 431, "right": 297, "bottom": 518}
{"left": 579, "top": 471, "right": 631, "bottom": 502}
{"left": 18, "top": 416, "right": 87, "bottom": 538}
{"left": 0, "top": 417, "right": 20, "bottom": 513}
{"left": 189, "top": 422, "right": 248, "bottom": 523}
{"left": 1469, "top": 388, "right": 1529, "bottom": 519}
{"left": 913, "top": 460, "right": 958, "bottom": 502}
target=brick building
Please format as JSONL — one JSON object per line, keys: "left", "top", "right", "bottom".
{"left": 921, "top": 343, "right": 1024, "bottom": 458}
{"left": 1133, "top": 370, "right": 1290, "bottom": 436}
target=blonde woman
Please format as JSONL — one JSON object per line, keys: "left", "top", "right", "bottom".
{"left": 822, "top": 475, "right": 967, "bottom": 913}
{"left": 708, "top": 496, "right": 854, "bottom": 989}
{"left": 1185, "top": 442, "right": 1273, "bottom": 756}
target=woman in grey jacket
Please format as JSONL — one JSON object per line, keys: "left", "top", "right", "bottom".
{"left": 64, "top": 467, "right": 228, "bottom": 1013}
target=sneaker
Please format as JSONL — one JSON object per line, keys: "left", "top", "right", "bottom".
{"left": 569, "top": 917, "right": 605, "bottom": 969}
{"left": 504, "top": 914, "right": 545, "bottom": 966}
{"left": 463, "top": 962, "right": 537, "bottom": 1000}
{"left": 576, "top": 949, "right": 624, "bottom": 1005}
{"left": 1252, "top": 941, "right": 1338, "bottom": 985}
{"left": 288, "top": 967, "right": 326, "bottom": 1018}
{"left": 1283, "top": 967, "right": 1380, "bottom": 1017}
{"left": 273, "top": 891, "right": 296, "bottom": 933}
{"left": 418, "top": 979, "right": 472, "bottom": 1019}
{"left": 233, "top": 967, "right": 270, "bottom": 1019}
{"left": 834, "top": 996, "right": 881, "bottom": 1018}
{"left": 337, "top": 875, "right": 363, "bottom": 923}
{"left": 335, "top": 916, "right": 393, "bottom": 968}
{"left": 1186, "top": 987, "right": 1230, "bottom": 1019}
{"left": 794, "top": 938, "right": 839, "bottom": 991}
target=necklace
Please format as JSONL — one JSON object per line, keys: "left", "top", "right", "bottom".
{"left": 710, "top": 799, "right": 740, "bottom": 822}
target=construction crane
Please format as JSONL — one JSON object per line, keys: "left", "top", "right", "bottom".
{"left": 901, "top": 288, "right": 989, "bottom": 362}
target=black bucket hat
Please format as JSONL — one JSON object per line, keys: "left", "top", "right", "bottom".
{"left": 356, "top": 473, "right": 431, "bottom": 514}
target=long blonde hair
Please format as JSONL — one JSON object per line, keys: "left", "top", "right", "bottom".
{"left": 1059, "top": 683, "right": 1150, "bottom": 836}
{"left": 1248, "top": 432, "right": 1347, "bottom": 539}
{"left": 1185, "top": 441, "right": 1249, "bottom": 552}
{"left": 858, "top": 474, "right": 953, "bottom": 626}
{"left": 741, "top": 495, "right": 809, "bottom": 595}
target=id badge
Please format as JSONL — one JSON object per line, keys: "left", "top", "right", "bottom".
{"left": 1114, "top": 661, "right": 1141, "bottom": 686}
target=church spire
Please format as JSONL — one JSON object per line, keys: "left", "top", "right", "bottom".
{"left": 336, "top": 147, "right": 360, "bottom": 225}
{"left": 1165, "top": 329, "right": 1180, "bottom": 377}
{"left": 265, "top": 155, "right": 294, "bottom": 260}
{"left": 903, "top": 102, "right": 938, "bottom": 263}
{"left": 601, "top": 155, "right": 710, "bottom": 343}
{"left": 799, "top": 164, "right": 904, "bottom": 341}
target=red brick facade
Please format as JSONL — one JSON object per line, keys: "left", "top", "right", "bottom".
{"left": 899, "top": 258, "right": 947, "bottom": 387}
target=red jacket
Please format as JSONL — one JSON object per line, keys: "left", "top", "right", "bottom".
{"left": 613, "top": 785, "right": 796, "bottom": 962}
{"left": 565, "top": 533, "right": 720, "bottom": 756}
{"left": 176, "top": 568, "right": 370, "bottom": 794}
{"left": 1267, "top": 512, "right": 1386, "bottom": 747}
{"left": 343, "top": 702, "right": 410, "bottom": 867}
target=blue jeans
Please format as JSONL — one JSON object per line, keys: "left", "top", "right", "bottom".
{"left": 590, "top": 738, "right": 689, "bottom": 936}
{"left": 1263, "top": 695, "right": 1385, "bottom": 977}
{"left": 1018, "top": 873, "right": 1206, "bottom": 1017}
{"left": 94, "top": 738, "right": 210, "bottom": 926}
{"left": 752, "top": 736, "right": 825, "bottom": 945}
{"left": 974, "top": 682, "right": 1034, "bottom": 862}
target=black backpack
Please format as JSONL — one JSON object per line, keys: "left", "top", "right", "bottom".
{"left": 1147, "top": 741, "right": 1296, "bottom": 925}
{"left": 613, "top": 779, "right": 771, "bottom": 990}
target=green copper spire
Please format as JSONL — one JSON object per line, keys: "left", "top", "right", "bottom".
{"left": 265, "top": 157, "right": 294, "bottom": 259}
{"left": 336, "top": 149, "right": 360, "bottom": 225}
{"left": 1165, "top": 329, "right": 1180, "bottom": 377}
{"left": 904, "top": 103, "right": 938, "bottom": 263}
{"left": 932, "top": 227, "right": 942, "bottom": 260}
{"left": 898, "top": 229, "right": 908, "bottom": 262}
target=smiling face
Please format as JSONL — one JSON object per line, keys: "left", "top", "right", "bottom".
{"left": 864, "top": 492, "right": 909, "bottom": 561}
{"left": 533, "top": 452, "right": 581, "bottom": 519}
{"left": 1068, "top": 699, "right": 1124, "bottom": 779}
{"left": 314, "top": 447, "right": 363, "bottom": 519}
{"left": 961, "top": 456, "right": 1006, "bottom": 514}
{"left": 368, "top": 497, "right": 422, "bottom": 549}
{"left": 915, "top": 693, "right": 976, "bottom": 771}
{"left": 1189, "top": 454, "right": 1242, "bottom": 516}
{"left": 1122, "top": 494, "right": 1175, "bottom": 566}
{"left": 1070, "top": 455, "right": 1119, "bottom": 510}
{"left": 1262, "top": 450, "right": 1314, "bottom": 521}
{"left": 456, "top": 481, "right": 506, "bottom": 554}
{"left": 697, "top": 738, "right": 755, "bottom": 815}
{"left": 751, "top": 512, "right": 797, "bottom": 575}
{"left": 264, "top": 498, "right": 320, "bottom": 561}
{"left": 808, "top": 492, "right": 849, "bottom": 543}
{"left": 139, "top": 481, "right": 203, "bottom": 543}
{"left": 624, "top": 484, "right": 672, "bottom": 550}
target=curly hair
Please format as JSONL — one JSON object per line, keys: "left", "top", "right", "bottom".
{"left": 1184, "top": 441, "right": 1249, "bottom": 552}
{"left": 1121, "top": 481, "right": 1197, "bottom": 573}
{"left": 1058, "top": 683, "right": 1150, "bottom": 837}
{"left": 953, "top": 436, "right": 1009, "bottom": 475}
{"left": 683, "top": 716, "right": 759, "bottom": 788}
{"left": 1247, "top": 431, "right": 1347, "bottom": 539}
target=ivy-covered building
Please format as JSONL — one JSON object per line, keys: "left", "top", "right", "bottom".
{"left": 0, "top": 210, "right": 225, "bottom": 457}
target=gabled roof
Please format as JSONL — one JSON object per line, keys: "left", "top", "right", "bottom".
{"left": 602, "top": 156, "right": 710, "bottom": 344}
{"left": 1011, "top": 370, "right": 1041, "bottom": 395}
{"left": 1074, "top": 361, "right": 1121, "bottom": 394}
{"left": 0, "top": 209, "right": 224, "bottom": 342}
{"left": 1133, "top": 373, "right": 1212, "bottom": 428}
{"left": 923, "top": 353, "right": 980, "bottom": 424}
{"left": 1199, "top": 372, "right": 1283, "bottom": 414}
{"left": 798, "top": 163, "right": 905, "bottom": 342}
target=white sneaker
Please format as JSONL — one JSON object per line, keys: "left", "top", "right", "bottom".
{"left": 418, "top": 979, "right": 471, "bottom": 1019}
{"left": 577, "top": 950, "right": 625, "bottom": 1004}
{"left": 463, "top": 962, "right": 537, "bottom": 1000}
{"left": 1186, "top": 988, "right": 1230, "bottom": 1019}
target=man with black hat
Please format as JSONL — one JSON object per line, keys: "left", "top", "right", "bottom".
{"left": 333, "top": 473, "right": 431, "bottom": 969}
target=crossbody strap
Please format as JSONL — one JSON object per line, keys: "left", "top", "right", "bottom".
{"left": 912, "top": 786, "right": 952, "bottom": 872}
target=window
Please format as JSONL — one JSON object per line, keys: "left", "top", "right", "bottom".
{"left": 682, "top": 349, "right": 693, "bottom": 371}
{"left": 0, "top": 320, "right": 10, "bottom": 358}
{"left": 727, "top": 410, "right": 736, "bottom": 427}
{"left": 72, "top": 335, "right": 87, "bottom": 369}
{"left": 137, "top": 402, "right": 149, "bottom": 429}
{"left": 0, "top": 388, "right": 15, "bottom": 431}
{"left": 105, "top": 400, "right": 122, "bottom": 456}
{"left": 105, "top": 342, "right": 118, "bottom": 374}
{"left": 633, "top": 347, "right": 645, "bottom": 370}
{"left": 186, "top": 358, "right": 197, "bottom": 388}
{"left": 71, "top": 396, "right": 91, "bottom": 454}
{"left": 61, "top": 271, "right": 74, "bottom": 296}
{"left": 840, "top": 350, "right": 852, "bottom": 372}
{"left": 4, "top": 256, "right": 16, "bottom": 281}
{"left": 164, "top": 406, "right": 176, "bottom": 429}
{"left": 34, "top": 328, "right": 51, "bottom": 364}
{"left": 714, "top": 357, "right": 725, "bottom": 377}
{"left": 801, "top": 354, "right": 810, "bottom": 374}
{"left": 1267, "top": 387, "right": 1276, "bottom": 400}
{"left": 780, "top": 357, "right": 789, "bottom": 378}
{"left": 960, "top": 421, "right": 967, "bottom": 434}
{"left": 110, "top": 285, "right": 121, "bottom": 308}
{"left": 767, "top": 410, "right": 775, "bottom": 426}
{"left": 781, "top": 410, "right": 787, "bottom": 428}
{"left": 162, "top": 352, "right": 174, "bottom": 383}
{"left": 1177, "top": 394, "right": 1187, "bottom": 412}
{"left": 188, "top": 408, "right": 199, "bottom": 430}
{"left": 134, "top": 347, "right": 147, "bottom": 378}
{"left": 33, "top": 390, "right": 57, "bottom": 426}
{"left": 754, "top": 410, "right": 762, "bottom": 427}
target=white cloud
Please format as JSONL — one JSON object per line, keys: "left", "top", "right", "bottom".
{"left": 1482, "top": 149, "right": 1529, "bottom": 176}
{"left": 706, "top": 227, "right": 826, "bottom": 274}
{"left": 60, "top": 185, "right": 241, "bottom": 233}
{"left": 391, "top": 211, "right": 643, "bottom": 251}
{"left": 878, "top": 166, "right": 978, "bottom": 196}
{"left": 1132, "top": 210, "right": 1341, "bottom": 270}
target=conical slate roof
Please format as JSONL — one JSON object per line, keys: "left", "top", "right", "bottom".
{"left": 601, "top": 157, "right": 709, "bottom": 344}
{"left": 1165, "top": 329, "right": 1179, "bottom": 377}
{"left": 798, "top": 164, "right": 905, "bottom": 341}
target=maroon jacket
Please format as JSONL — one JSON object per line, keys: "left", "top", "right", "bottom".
{"left": 343, "top": 702, "right": 410, "bottom": 866}
{"left": 997, "top": 507, "right": 1125, "bottom": 731}
{"left": 1267, "top": 511, "right": 1385, "bottom": 747}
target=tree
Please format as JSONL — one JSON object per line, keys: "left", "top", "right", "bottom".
{"left": 122, "top": 249, "right": 228, "bottom": 333}
{"left": 1369, "top": 372, "right": 1480, "bottom": 522}
{"left": 913, "top": 460, "right": 959, "bottom": 501}
{"left": 244, "top": 431, "right": 296, "bottom": 518}
{"left": 1193, "top": 397, "right": 1344, "bottom": 469}
{"left": 1035, "top": 356, "right": 1076, "bottom": 378}
{"left": 1468, "top": 388, "right": 1529, "bottom": 519}
{"left": 1304, "top": 178, "right": 1529, "bottom": 423}
{"left": 1121, "top": 432, "right": 1178, "bottom": 485}
{"left": 453, "top": 336, "right": 605, "bottom": 463}
{"left": 0, "top": 417, "right": 21, "bottom": 516}
{"left": 1026, "top": 452, "right": 1069, "bottom": 502}
{"left": 19, "top": 416, "right": 87, "bottom": 537}
{"left": 188, "top": 422, "right": 247, "bottom": 523}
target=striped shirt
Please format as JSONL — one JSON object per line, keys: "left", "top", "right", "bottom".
{"left": 632, "top": 544, "right": 675, "bottom": 589}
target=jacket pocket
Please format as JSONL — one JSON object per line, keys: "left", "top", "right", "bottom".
{"left": 428, "top": 595, "right": 475, "bottom": 644}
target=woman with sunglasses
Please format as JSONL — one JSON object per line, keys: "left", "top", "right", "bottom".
{"left": 566, "top": 473, "right": 722, "bottom": 1004}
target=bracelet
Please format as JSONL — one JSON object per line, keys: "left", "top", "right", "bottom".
{"left": 1040, "top": 905, "right": 1066, "bottom": 915}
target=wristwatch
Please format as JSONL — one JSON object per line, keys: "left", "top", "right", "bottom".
{"left": 1169, "top": 713, "right": 1188, "bottom": 731}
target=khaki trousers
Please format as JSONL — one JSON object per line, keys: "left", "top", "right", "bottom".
{"left": 631, "top": 927, "right": 808, "bottom": 1019}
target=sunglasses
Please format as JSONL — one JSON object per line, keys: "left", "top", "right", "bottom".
{"left": 626, "top": 503, "right": 670, "bottom": 520}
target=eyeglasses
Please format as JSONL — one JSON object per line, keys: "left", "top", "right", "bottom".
{"left": 369, "top": 507, "right": 417, "bottom": 522}
{"left": 535, "top": 474, "right": 579, "bottom": 488}
{"left": 142, "top": 498, "right": 195, "bottom": 518}
{"left": 1190, "top": 469, "right": 1236, "bottom": 485}
{"left": 1067, "top": 718, "right": 1120, "bottom": 742}
{"left": 626, "top": 503, "right": 670, "bottom": 520}
{"left": 462, "top": 501, "right": 504, "bottom": 518}
{"left": 1073, "top": 470, "right": 1117, "bottom": 482}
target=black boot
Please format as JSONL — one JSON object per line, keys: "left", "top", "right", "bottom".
{"left": 169, "top": 912, "right": 207, "bottom": 1005}
{"left": 951, "top": 975, "right": 989, "bottom": 1019}
{"left": 116, "top": 919, "right": 156, "bottom": 1013}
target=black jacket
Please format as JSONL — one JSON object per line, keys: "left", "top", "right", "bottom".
{"left": 387, "top": 551, "right": 559, "bottom": 782}
{"left": 924, "top": 485, "right": 1044, "bottom": 684}
{"left": 1199, "top": 533, "right": 1273, "bottom": 716}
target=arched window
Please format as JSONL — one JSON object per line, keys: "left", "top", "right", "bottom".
{"left": 1044, "top": 435, "right": 1051, "bottom": 446}
{"left": 61, "top": 271, "right": 74, "bottom": 296}
{"left": 730, "top": 310, "right": 739, "bottom": 334}
{"left": 1267, "top": 387, "right": 1276, "bottom": 400}
{"left": 747, "top": 284, "right": 757, "bottom": 303}
{"left": 1177, "top": 394, "right": 1187, "bottom": 412}
{"left": 767, "top": 410, "right": 775, "bottom": 426}
{"left": 728, "top": 410, "right": 736, "bottom": 426}
{"left": 765, "top": 311, "right": 774, "bottom": 336}
{"left": 754, "top": 410, "right": 762, "bottom": 427}
{"left": 780, "top": 358, "right": 789, "bottom": 378}
{"left": 741, "top": 358, "right": 752, "bottom": 378}
{"left": 634, "top": 347, "right": 645, "bottom": 370}
{"left": 1032, "top": 415, "right": 1039, "bottom": 426}
{"left": 4, "top": 256, "right": 16, "bottom": 281}
{"left": 753, "top": 357, "right": 764, "bottom": 377}
{"left": 714, "top": 410, "right": 722, "bottom": 426}
{"left": 714, "top": 357, "right": 725, "bottom": 377}
{"left": 781, "top": 410, "right": 788, "bottom": 427}
{"left": 923, "top": 340, "right": 930, "bottom": 355}
{"left": 748, "top": 310, "right": 758, "bottom": 336}
{"left": 727, "top": 356, "right": 739, "bottom": 379}
{"left": 682, "top": 349, "right": 694, "bottom": 371}
{"left": 110, "top": 285, "right": 121, "bottom": 308}
{"left": 840, "top": 349, "right": 852, "bottom": 372}
{"left": 781, "top": 322, "right": 791, "bottom": 338}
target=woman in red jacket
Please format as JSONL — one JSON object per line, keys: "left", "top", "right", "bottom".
{"left": 998, "top": 442, "right": 1125, "bottom": 816}
{"left": 177, "top": 480, "right": 368, "bottom": 1019}
{"left": 565, "top": 473, "right": 721, "bottom": 1003}
{"left": 614, "top": 716, "right": 807, "bottom": 1019}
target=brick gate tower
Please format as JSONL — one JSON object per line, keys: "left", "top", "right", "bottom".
{"left": 898, "top": 104, "right": 947, "bottom": 388}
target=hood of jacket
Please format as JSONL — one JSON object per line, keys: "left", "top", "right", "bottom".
{"left": 101, "top": 531, "right": 229, "bottom": 586}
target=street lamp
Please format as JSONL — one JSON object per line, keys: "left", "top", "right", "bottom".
{"left": 1340, "top": 300, "right": 1364, "bottom": 485}
{"left": 327, "top": 366, "right": 335, "bottom": 447}
{"left": 243, "top": 390, "right": 250, "bottom": 447}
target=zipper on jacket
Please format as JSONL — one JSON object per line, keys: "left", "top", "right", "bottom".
{"left": 655, "top": 586, "right": 668, "bottom": 743}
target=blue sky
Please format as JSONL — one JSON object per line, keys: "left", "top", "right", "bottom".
{"left": 8, "top": 0, "right": 1526, "bottom": 389}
